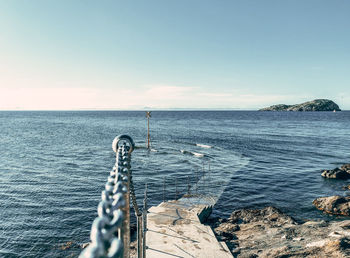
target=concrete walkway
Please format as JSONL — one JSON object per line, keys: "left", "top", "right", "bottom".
{"left": 146, "top": 197, "right": 232, "bottom": 258}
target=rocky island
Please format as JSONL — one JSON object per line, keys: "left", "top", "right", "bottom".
{"left": 260, "top": 99, "right": 341, "bottom": 112}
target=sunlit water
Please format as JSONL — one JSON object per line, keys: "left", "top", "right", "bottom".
{"left": 1, "top": 111, "right": 350, "bottom": 257}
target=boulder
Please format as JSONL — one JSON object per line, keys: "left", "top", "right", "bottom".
{"left": 260, "top": 99, "right": 341, "bottom": 111}
{"left": 228, "top": 206, "right": 297, "bottom": 226}
{"left": 214, "top": 223, "right": 239, "bottom": 241}
{"left": 313, "top": 196, "right": 350, "bottom": 216}
{"left": 322, "top": 167, "right": 350, "bottom": 179}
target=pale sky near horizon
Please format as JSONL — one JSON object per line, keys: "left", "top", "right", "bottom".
{"left": 0, "top": 0, "right": 349, "bottom": 110}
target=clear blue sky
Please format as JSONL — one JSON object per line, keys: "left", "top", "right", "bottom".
{"left": 0, "top": 0, "right": 349, "bottom": 110}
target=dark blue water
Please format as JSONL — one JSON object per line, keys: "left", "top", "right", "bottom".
{"left": 1, "top": 111, "right": 350, "bottom": 257}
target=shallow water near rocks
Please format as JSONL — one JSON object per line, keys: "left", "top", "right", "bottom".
{"left": 1, "top": 110, "right": 350, "bottom": 257}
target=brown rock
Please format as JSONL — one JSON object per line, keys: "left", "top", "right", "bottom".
{"left": 341, "top": 164, "right": 350, "bottom": 172}
{"left": 342, "top": 185, "right": 350, "bottom": 190}
{"left": 214, "top": 223, "right": 239, "bottom": 241}
{"left": 59, "top": 241, "right": 78, "bottom": 250}
{"left": 322, "top": 237, "right": 350, "bottom": 255}
{"left": 229, "top": 206, "right": 297, "bottom": 225}
{"left": 313, "top": 196, "right": 350, "bottom": 216}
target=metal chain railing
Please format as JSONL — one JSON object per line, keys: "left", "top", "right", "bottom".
{"left": 78, "top": 134, "right": 217, "bottom": 258}
{"left": 79, "top": 135, "right": 135, "bottom": 258}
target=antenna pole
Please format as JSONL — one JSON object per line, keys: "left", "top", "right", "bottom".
{"left": 146, "top": 111, "right": 151, "bottom": 149}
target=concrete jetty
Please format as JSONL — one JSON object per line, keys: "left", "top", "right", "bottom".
{"left": 145, "top": 196, "right": 232, "bottom": 258}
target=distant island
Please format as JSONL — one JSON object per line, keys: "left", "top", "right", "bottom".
{"left": 259, "top": 99, "right": 341, "bottom": 112}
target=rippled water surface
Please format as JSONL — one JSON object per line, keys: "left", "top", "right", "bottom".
{"left": 1, "top": 111, "right": 350, "bottom": 257}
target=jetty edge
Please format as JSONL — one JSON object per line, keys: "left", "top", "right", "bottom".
{"left": 259, "top": 99, "right": 341, "bottom": 111}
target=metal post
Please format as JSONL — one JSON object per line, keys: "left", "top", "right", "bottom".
{"left": 187, "top": 176, "right": 191, "bottom": 195}
{"left": 147, "top": 118, "right": 150, "bottom": 149}
{"left": 163, "top": 177, "right": 166, "bottom": 202}
{"left": 202, "top": 162, "right": 206, "bottom": 190}
{"left": 146, "top": 112, "right": 151, "bottom": 149}
{"left": 208, "top": 160, "right": 211, "bottom": 179}
{"left": 175, "top": 178, "right": 178, "bottom": 200}
{"left": 122, "top": 145, "right": 131, "bottom": 258}
{"left": 196, "top": 169, "right": 199, "bottom": 194}
{"left": 143, "top": 184, "right": 148, "bottom": 258}
{"left": 137, "top": 215, "right": 142, "bottom": 258}
{"left": 196, "top": 171, "right": 198, "bottom": 195}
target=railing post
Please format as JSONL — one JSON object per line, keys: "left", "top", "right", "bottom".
{"left": 163, "top": 177, "right": 166, "bottom": 202}
{"left": 175, "top": 178, "right": 178, "bottom": 200}
{"left": 143, "top": 184, "right": 148, "bottom": 258}
{"left": 187, "top": 176, "right": 191, "bottom": 195}
{"left": 137, "top": 214, "right": 143, "bottom": 258}
{"left": 196, "top": 169, "right": 199, "bottom": 194}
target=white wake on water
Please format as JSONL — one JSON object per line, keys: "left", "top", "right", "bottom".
{"left": 180, "top": 149, "right": 205, "bottom": 157}
{"left": 196, "top": 143, "right": 212, "bottom": 149}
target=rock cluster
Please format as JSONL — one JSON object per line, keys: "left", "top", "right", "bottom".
{"left": 313, "top": 196, "right": 350, "bottom": 216}
{"left": 322, "top": 164, "right": 350, "bottom": 179}
{"left": 210, "top": 207, "right": 350, "bottom": 257}
{"left": 315, "top": 163, "right": 350, "bottom": 216}
{"left": 260, "top": 99, "right": 341, "bottom": 112}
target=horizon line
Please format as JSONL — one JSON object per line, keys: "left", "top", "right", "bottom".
{"left": 0, "top": 108, "right": 256, "bottom": 111}
{"left": 0, "top": 109, "right": 349, "bottom": 112}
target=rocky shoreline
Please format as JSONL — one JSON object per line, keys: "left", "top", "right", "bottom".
{"left": 206, "top": 163, "right": 350, "bottom": 257}
{"left": 207, "top": 206, "right": 350, "bottom": 257}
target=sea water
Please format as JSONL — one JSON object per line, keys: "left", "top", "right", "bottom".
{"left": 1, "top": 111, "right": 350, "bottom": 257}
